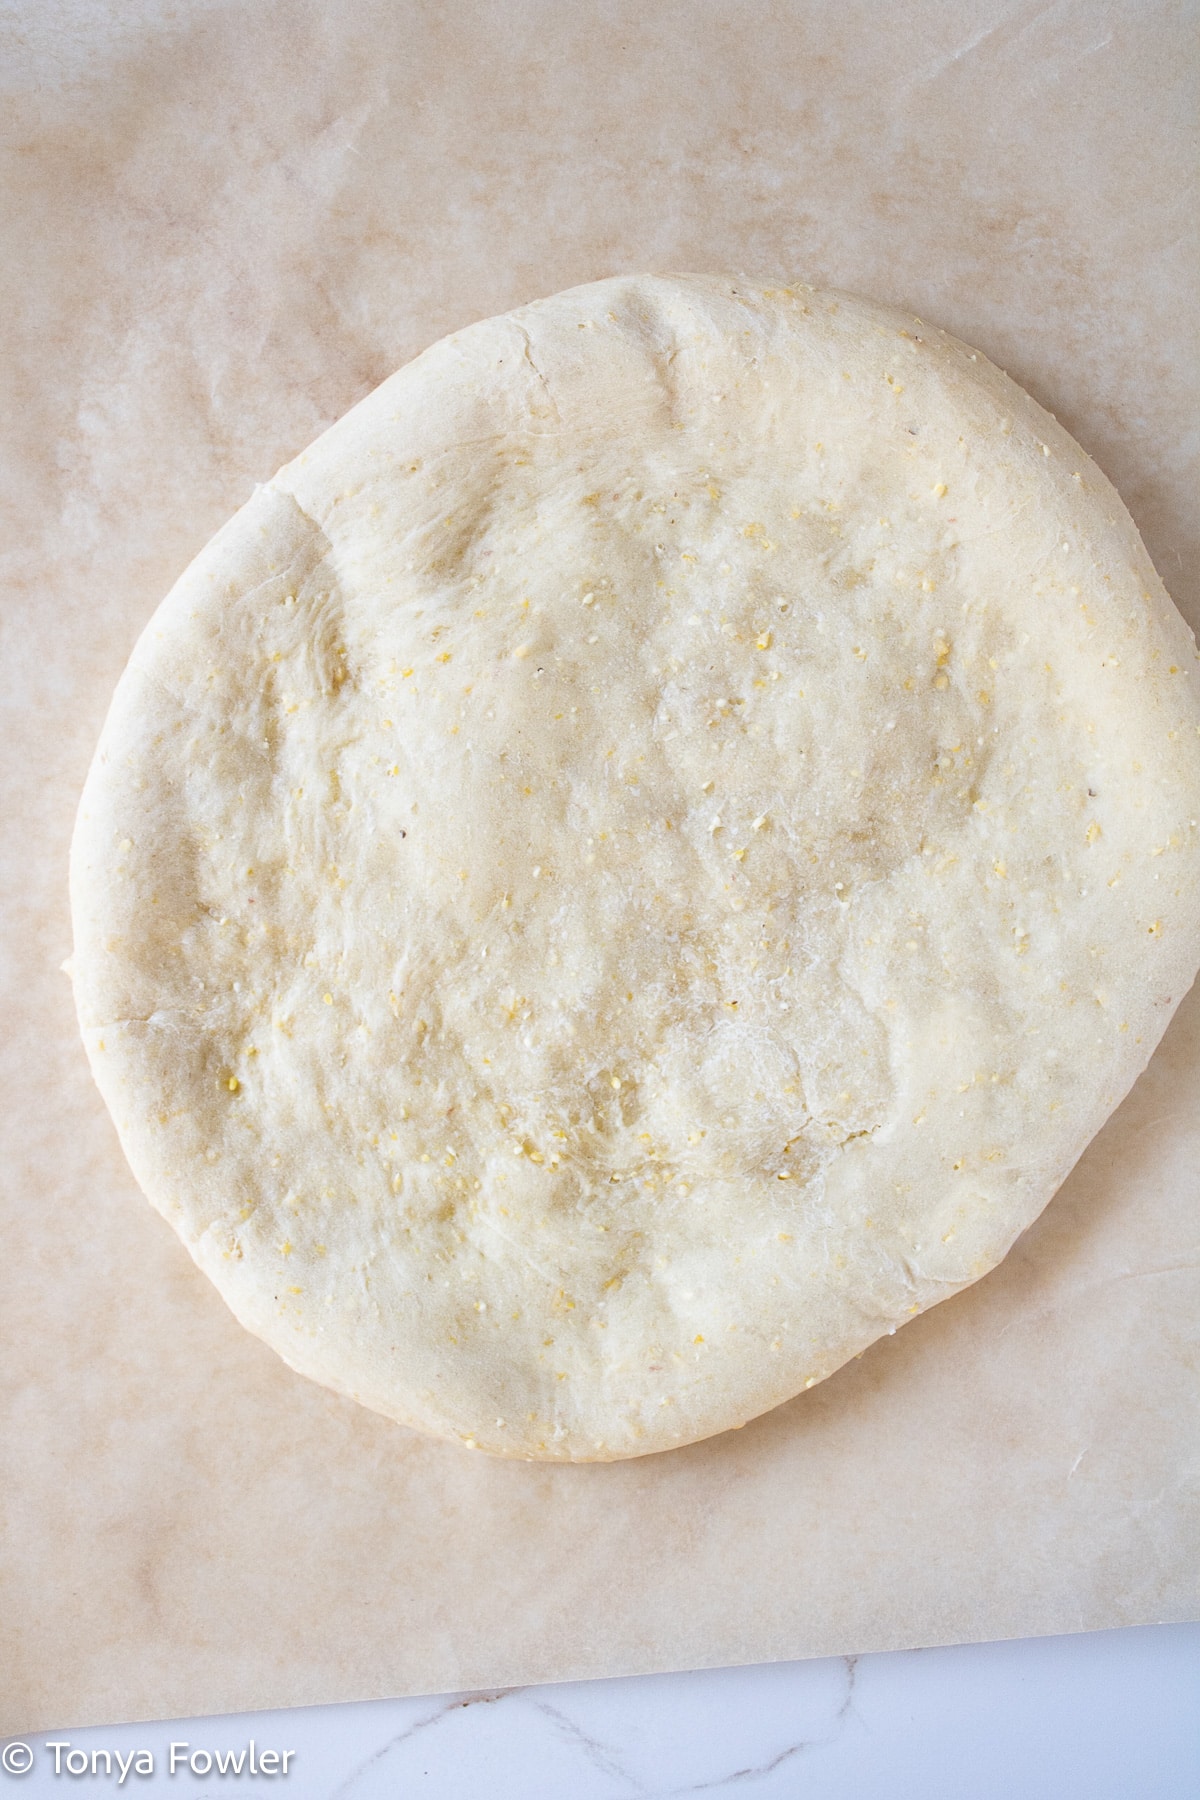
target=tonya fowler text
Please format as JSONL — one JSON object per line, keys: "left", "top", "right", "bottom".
{"left": 29, "top": 1740, "right": 295, "bottom": 1780}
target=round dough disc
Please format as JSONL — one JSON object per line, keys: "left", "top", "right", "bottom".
{"left": 71, "top": 275, "right": 1200, "bottom": 1459}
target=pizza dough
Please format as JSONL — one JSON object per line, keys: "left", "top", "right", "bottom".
{"left": 70, "top": 275, "right": 1200, "bottom": 1460}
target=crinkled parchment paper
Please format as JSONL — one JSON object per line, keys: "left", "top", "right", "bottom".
{"left": 2, "top": 0, "right": 1197, "bottom": 1735}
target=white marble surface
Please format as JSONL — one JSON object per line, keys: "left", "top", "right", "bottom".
{"left": 5, "top": 1623, "right": 1198, "bottom": 1797}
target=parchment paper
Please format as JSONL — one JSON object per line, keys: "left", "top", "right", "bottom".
{"left": 2, "top": 0, "right": 1197, "bottom": 1736}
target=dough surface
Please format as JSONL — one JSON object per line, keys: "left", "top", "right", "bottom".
{"left": 71, "top": 275, "right": 1200, "bottom": 1459}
